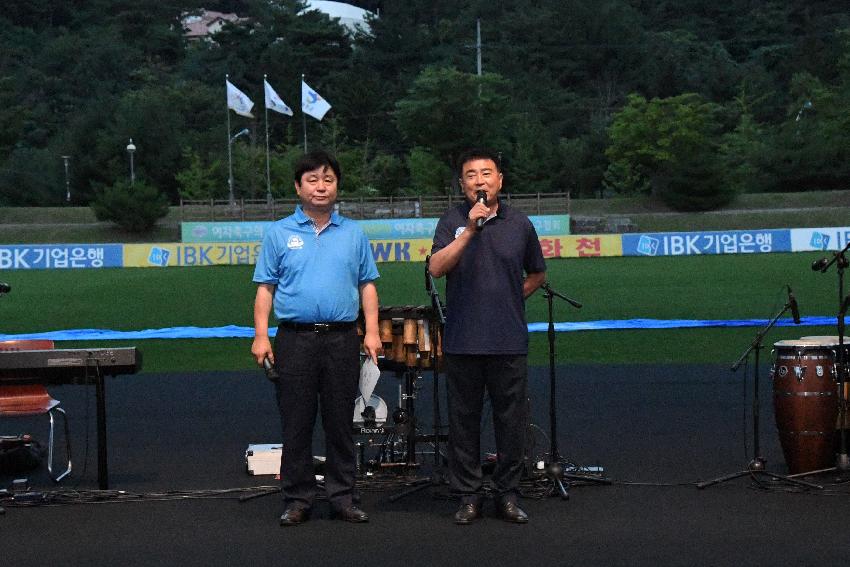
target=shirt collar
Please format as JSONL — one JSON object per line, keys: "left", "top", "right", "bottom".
{"left": 294, "top": 205, "right": 341, "bottom": 226}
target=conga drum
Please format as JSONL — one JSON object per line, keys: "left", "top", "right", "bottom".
{"left": 801, "top": 336, "right": 850, "bottom": 452}
{"left": 772, "top": 339, "right": 839, "bottom": 474}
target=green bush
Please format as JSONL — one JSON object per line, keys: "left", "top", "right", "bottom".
{"left": 655, "top": 149, "right": 735, "bottom": 211}
{"left": 90, "top": 180, "right": 169, "bottom": 233}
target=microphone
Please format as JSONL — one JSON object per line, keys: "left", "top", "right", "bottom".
{"left": 262, "top": 357, "right": 280, "bottom": 382}
{"left": 787, "top": 285, "right": 801, "bottom": 324}
{"left": 424, "top": 255, "right": 432, "bottom": 292}
{"left": 475, "top": 190, "right": 486, "bottom": 230}
{"left": 0, "top": 283, "right": 9, "bottom": 294}
{"left": 812, "top": 257, "right": 830, "bottom": 272}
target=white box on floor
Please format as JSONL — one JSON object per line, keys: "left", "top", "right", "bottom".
{"left": 245, "top": 443, "right": 281, "bottom": 476}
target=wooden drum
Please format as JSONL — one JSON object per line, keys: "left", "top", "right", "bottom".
{"left": 359, "top": 305, "right": 442, "bottom": 371}
{"left": 772, "top": 338, "right": 839, "bottom": 474}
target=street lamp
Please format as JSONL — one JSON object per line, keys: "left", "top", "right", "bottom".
{"left": 61, "top": 155, "right": 71, "bottom": 203}
{"left": 795, "top": 100, "right": 813, "bottom": 122}
{"left": 227, "top": 128, "right": 250, "bottom": 205}
{"left": 126, "top": 138, "right": 136, "bottom": 186}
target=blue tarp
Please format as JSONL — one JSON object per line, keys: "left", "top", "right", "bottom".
{"left": 0, "top": 316, "right": 838, "bottom": 341}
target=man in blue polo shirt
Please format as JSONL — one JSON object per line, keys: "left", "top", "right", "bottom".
{"left": 429, "top": 148, "right": 546, "bottom": 525}
{"left": 252, "top": 150, "right": 381, "bottom": 526}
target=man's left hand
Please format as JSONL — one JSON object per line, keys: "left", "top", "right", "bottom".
{"left": 362, "top": 332, "right": 381, "bottom": 365}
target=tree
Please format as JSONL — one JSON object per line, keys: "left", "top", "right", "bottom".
{"left": 605, "top": 93, "right": 734, "bottom": 210}
{"left": 395, "top": 66, "right": 511, "bottom": 167}
{"left": 175, "top": 148, "right": 221, "bottom": 201}
{"left": 407, "top": 147, "right": 451, "bottom": 195}
{"left": 90, "top": 179, "right": 169, "bottom": 232}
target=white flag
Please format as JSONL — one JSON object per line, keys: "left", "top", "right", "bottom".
{"left": 226, "top": 79, "right": 254, "bottom": 118}
{"left": 301, "top": 80, "right": 331, "bottom": 121}
{"left": 264, "top": 79, "right": 293, "bottom": 116}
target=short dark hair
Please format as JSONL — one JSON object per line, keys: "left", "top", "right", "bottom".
{"left": 294, "top": 149, "right": 342, "bottom": 185}
{"left": 456, "top": 148, "right": 502, "bottom": 178}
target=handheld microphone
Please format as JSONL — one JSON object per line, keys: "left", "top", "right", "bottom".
{"left": 0, "top": 283, "right": 10, "bottom": 294}
{"left": 475, "top": 190, "right": 486, "bottom": 230}
{"left": 425, "top": 255, "right": 432, "bottom": 292}
{"left": 787, "top": 285, "right": 801, "bottom": 324}
{"left": 262, "top": 357, "right": 280, "bottom": 382}
{"left": 812, "top": 257, "right": 830, "bottom": 272}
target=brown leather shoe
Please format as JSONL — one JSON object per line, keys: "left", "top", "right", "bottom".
{"left": 498, "top": 500, "right": 529, "bottom": 524}
{"left": 331, "top": 505, "right": 369, "bottom": 523}
{"left": 454, "top": 503, "right": 482, "bottom": 525}
{"left": 279, "top": 507, "right": 310, "bottom": 526}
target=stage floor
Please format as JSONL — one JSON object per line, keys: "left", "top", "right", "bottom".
{"left": 3, "top": 364, "right": 849, "bottom": 566}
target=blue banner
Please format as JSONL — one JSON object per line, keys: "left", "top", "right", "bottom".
{"left": 0, "top": 316, "right": 835, "bottom": 342}
{"left": 622, "top": 229, "right": 791, "bottom": 256}
{"left": 0, "top": 244, "right": 123, "bottom": 269}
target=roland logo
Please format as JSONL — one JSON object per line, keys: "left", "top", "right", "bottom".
{"left": 359, "top": 427, "right": 385, "bottom": 435}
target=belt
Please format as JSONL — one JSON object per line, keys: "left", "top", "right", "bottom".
{"left": 279, "top": 321, "right": 356, "bottom": 333}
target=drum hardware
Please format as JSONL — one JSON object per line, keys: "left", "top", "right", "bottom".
{"left": 698, "top": 288, "right": 822, "bottom": 490}
{"left": 388, "top": 257, "right": 451, "bottom": 503}
{"left": 357, "top": 301, "right": 447, "bottom": 484}
{"left": 538, "top": 281, "right": 610, "bottom": 500}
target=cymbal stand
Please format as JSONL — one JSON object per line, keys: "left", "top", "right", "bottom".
{"left": 811, "top": 241, "right": 850, "bottom": 471}
{"left": 697, "top": 296, "right": 822, "bottom": 490}
{"left": 540, "top": 282, "right": 610, "bottom": 500}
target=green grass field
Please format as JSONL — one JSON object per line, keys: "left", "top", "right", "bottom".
{"left": 0, "top": 251, "right": 841, "bottom": 372}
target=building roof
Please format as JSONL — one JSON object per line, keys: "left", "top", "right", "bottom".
{"left": 302, "top": 1, "right": 373, "bottom": 35}
{"left": 181, "top": 10, "right": 245, "bottom": 38}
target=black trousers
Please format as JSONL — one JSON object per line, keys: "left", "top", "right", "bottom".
{"left": 445, "top": 354, "right": 529, "bottom": 504}
{"left": 273, "top": 324, "right": 359, "bottom": 510}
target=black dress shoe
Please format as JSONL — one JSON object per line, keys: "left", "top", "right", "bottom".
{"left": 332, "top": 505, "right": 369, "bottom": 523}
{"left": 498, "top": 501, "right": 529, "bottom": 524}
{"left": 279, "top": 507, "right": 309, "bottom": 526}
{"left": 454, "top": 503, "right": 482, "bottom": 525}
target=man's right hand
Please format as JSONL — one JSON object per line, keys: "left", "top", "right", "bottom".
{"left": 251, "top": 336, "right": 273, "bottom": 366}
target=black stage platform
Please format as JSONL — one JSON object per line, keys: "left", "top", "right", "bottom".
{"left": 3, "top": 364, "right": 850, "bottom": 566}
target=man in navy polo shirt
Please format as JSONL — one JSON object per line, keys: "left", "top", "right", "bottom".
{"left": 252, "top": 150, "right": 381, "bottom": 526}
{"left": 429, "top": 148, "right": 546, "bottom": 525}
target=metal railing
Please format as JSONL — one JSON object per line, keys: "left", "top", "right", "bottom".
{"left": 179, "top": 193, "right": 571, "bottom": 222}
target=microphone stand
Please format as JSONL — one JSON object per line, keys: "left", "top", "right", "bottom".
{"left": 539, "top": 281, "right": 610, "bottom": 500}
{"left": 424, "top": 256, "right": 447, "bottom": 471}
{"left": 697, "top": 297, "right": 822, "bottom": 490}
{"left": 810, "top": 241, "right": 850, "bottom": 472}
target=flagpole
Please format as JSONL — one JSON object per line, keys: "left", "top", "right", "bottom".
{"left": 226, "top": 74, "right": 235, "bottom": 205}
{"left": 264, "top": 75, "right": 272, "bottom": 205}
{"left": 302, "top": 74, "right": 308, "bottom": 152}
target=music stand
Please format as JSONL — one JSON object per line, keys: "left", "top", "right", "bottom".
{"left": 538, "top": 282, "right": 611, "bottom": 500}
{"left": 697, "top": 293, "right": 822, "bottom": 490}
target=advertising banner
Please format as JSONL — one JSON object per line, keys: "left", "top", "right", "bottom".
{"left": 622, "top": 229, "right": 791, "bottom": 257}
{"left": 181, "top": 215, "right": 571, "bottom": 243}
{"left": 790, "top": 227, "right": 850, "bottom": 252}
{"left": 0, "top": 244, "right": 123, "bottom": 269}
{"left": 123, "top": 243, "right": 262, "bottom": 268}
{"left": 541, "top": 235, "right": 622, "bottom": 258}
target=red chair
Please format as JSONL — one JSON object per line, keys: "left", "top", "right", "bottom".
{"left": 0, "top": 340, "right": 72, "bottom": 482}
